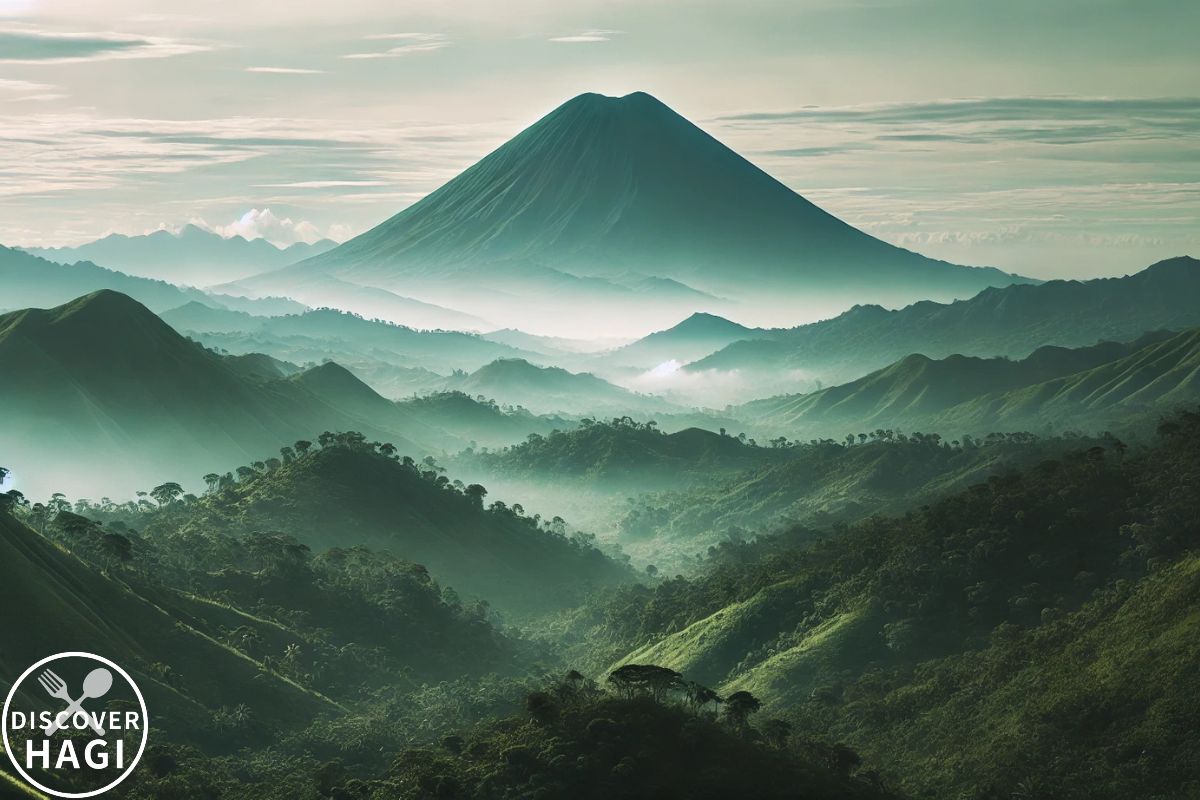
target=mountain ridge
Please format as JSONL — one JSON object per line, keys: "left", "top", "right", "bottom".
{"left": 25, "top": 225, "right": 338, "bottom": 287}
{"left": 692, "top": 256, "right": 1200, "bottom": 391}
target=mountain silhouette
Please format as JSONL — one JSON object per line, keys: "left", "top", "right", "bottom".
{"left": 445, "top": 357, "right": 677, "bottom": 416}
{"left": 27, "top": 224, "right": 337, "bottom": 287}
{"left": 605, "top": 311, "right": 772, "bottom": 368}
{"left": 693, "top": 256, "right": 1200, "bottom": 391}
{"left": 241, "top": 92, "right": 1028, "bottom": 334}
{"left": 0, "top": 291, "right": 431, "bottom": 497}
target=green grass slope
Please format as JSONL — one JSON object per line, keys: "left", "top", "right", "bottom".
{"left": 0, "top": 511, "right": 337, "bottom": 748}
{"left": 938, "top": 326, "right": 1200, "bottom": 431}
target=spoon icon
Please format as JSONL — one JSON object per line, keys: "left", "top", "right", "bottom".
{"left": 42, "top": 667, "right": 112, "bottom": 737}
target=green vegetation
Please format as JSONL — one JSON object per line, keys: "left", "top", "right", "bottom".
{"left": 559, "top": 408, "right": 1200, "bottom": 798}
{"left": 466, "top": 417, "right": 1116, "bottom": 572}
{"left": 61, "top": 431, "right": 632, "bottom": 620}
{"left": 468, "top": 416, "right": 781, "bottom": 490}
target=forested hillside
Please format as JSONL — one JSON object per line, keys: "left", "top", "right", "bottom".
{"left": 562, "top": 407, "right": 1200, "bottom": 798}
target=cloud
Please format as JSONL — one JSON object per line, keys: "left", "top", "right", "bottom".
{"left": 548, "top": 29, "right": 622, "bottom": 43}
{"left": 0, "top": 77, "right": 62, "bottom": 102}
{"left": 0, "top": 23, "right": 209, "bottom": 64}
{"left": 197, "top": 208, "right": 323, "bottom": 246}
{"left": 245, "top": 66, "right": 325, "bottom": 75}
{"left": 715, "top": 96, "right": 1200, "bottom": 125}
{"left": 254, "top": 180, "right": 389, "bottom": 189}
{"left": 343, "top": 32, "right": 449, "bottom": 59}
{"left": 714, "top": 96, "right": 1200, "bottom": 148}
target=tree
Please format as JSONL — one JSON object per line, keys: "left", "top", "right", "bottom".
{"left": 723, "top": 690, "right": 761, "bottom": 729}
{"left": 683, "top": 681, "right": 721, "bottom": 712}
{"left": 606, "top": 664, "right": 684, "bottom": 702}
{"left": 150, "top": 482, "right": 184, "bottom": 507}
{"left": 0, "top": 490, "right": 26, "bottom": 515}
{"left": 202, "top": 473, "right": 221, "bottom": 493}
{"left": 464, "top": 484, "right": 488, "bottom": 509}
{"left": 294, "top": 440, "right": 312, "bottom": 455}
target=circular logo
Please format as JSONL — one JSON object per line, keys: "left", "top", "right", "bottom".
{"left": 3, "top": 652, "right": 149, "bottom": 798}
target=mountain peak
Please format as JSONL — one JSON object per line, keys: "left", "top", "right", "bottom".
{"left": 60, "top": 288, "right": 154, "bottom": 319}
{"left": 563, "top": 90, "right": 671, "bottom": 111}
{"left": 1139, "top": 255, "right": 1199, "bottom": 276}
{"left": 651, "top": 312, "right": 754, "bottom": 340}
{"left": 269, "top": 89, "right": 1028, "bottom": 325}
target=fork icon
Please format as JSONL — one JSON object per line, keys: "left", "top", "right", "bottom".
{"left": 37, "top": 668, "right": 108, "bottom": 737}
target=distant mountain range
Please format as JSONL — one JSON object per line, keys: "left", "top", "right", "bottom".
{"left": 233, "top": 91, "right": 1029, "bottom": 336}
{"left": 0, "top": 290, "right": 599, "bottom": 498}
{"left": 739, "top": 326, "right": 1200, "bottom": 437}
{"left": 162, "top": 302, "right": 530, "bottom": 378}
{"left": 25, "top": 224, "right": 337, "bottom": 287}
{"left": 0, "top": 244, "right": 306, "bottom": 316}
{"left": 692, "top": 256, "right": 1200, "bottom": 391}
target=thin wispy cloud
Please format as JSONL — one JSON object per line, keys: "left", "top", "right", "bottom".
{"left": 343, "top": 32, "right": 449, "bottom": 59}
{"left": 0, "top": 23, "right": 209, "bottom": 64}
{"left": 255, "top": 180, "right": 390, "bottom": 189}
{"left": 715, "top": 96, "right": 1200, "bottom": 129}
{"left": 548, "top": 29, "right": 622, "bottom": 43}
{"left": 0, "top": 78, "right": 51, "bottom": 92}
{"left": 245, "top": 66, "right": 325, "bottom": 74}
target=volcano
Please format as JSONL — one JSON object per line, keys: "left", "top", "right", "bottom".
{"left": 238, "top": 92, "right": 1028, "bottom": 334}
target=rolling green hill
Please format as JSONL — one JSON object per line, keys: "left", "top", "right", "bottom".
{"left": 936, "top": 325, "right": 1200, "bottom": 431}
{"left": 739, "top": 329, "right": 1185, "bottom": 436}
{"left": 694, "top": 256, "right": 1200, "bottom": 390}
{"left": 468, "top": 418, "right": 784, "bottom": 491}
{"left": 152, "top": 436, "right": 633, "bottom": 618}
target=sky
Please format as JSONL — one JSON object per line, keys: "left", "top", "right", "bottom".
{"left": 0, "top": 0, "right": 1197, "bottom": 279}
